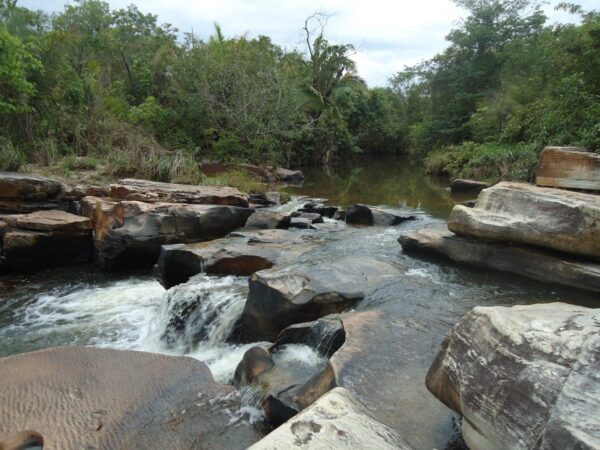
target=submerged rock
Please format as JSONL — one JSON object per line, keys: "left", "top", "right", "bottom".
{"left": 450, "top": 179, "right": 489, "bottom": 193}
{"left": 398, "top": 225, "right": 600, "bottom": 293}
{"left": 249, "top": 387, "right": 410, "bottom": 450}
{"left": 536, "top": 146, "right": 600, "bottom": 191}
{"left": 238, "top": 258, "right": 399, "bottom": 342}
{"left": 155, "top": 229, "right": 317, "bottom": 289}
{"left": 426, "top": 303, "right": 600, "bottom": 450}
{"left": 0, "top": 210, "right": 93, "bottom": 272}
{"left": 448, "top": 182, "right": 600, "bottom": 261}
{"left": 82, "top": 197, "right": 253, "bottom": 271}
{"left": 109, "top": 178, "right": 249, "bottom": 207}
{"left": 0, "top": 347, "right": 261, "bottom": 449}
{"left": 346, "top": 204, "right": 415, "bottom": 226}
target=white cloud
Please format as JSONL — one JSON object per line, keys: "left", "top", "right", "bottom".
{"left": 19, "top": 0, "right": 599, "bottom": 87}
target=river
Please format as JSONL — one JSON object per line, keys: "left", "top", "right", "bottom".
{"left": 1, "top": 156, "right": 598, "bottom": 448}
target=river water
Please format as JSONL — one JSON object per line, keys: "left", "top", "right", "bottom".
{"left": 1, "top": 156, "right": 598, "bottom": 448}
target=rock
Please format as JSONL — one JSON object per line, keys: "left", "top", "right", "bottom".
{"left": 200, "top": 161, "right": 228, "bottom": 176}
{"left": 0, "top": 211, "right": 93, "bottom": 272}
{"left": 0, "top": 172, "right": 68, "bottom": 214}
{"left": 346, "top": 204, "right": 416, "bottom": 227}
{"left": 69, "top": 185, "right": 86, "bottom": 200}
{"left": 298, "top": 203, "right": 339, "bottom": 218}
{"left": 238, "top": 258, "right": 399, "bottom": 342}
{"left": 244, "top": 210, "right": 290, "bottom": 229}
{"left": 249, "top": 387, "right": 410, "bottom": 450}
{"left": 0, "top": 347, "right": 260, "bottom": 449}
{"left": 248, "top": 193, "right": 275, "bottom": 207}
{"left": 275, "top": 167, "right": 304, "bottom": 184}
{"left": 233, "top": 346, "right": 274, "bottom": 386}
{"left": 265, "top": 191, "right": 286, "bottom": 205}
{"left": 289, "top": 212, "right": 324, "bottom": 229}
{"left": 0, "top": 431, "right": 44, "bottom": 450}
{"left": 155, "top": 229, "right": 317, "bottom": 289}
{"left": 238, "top": 163, "right": 276, "bottom": 183}
{"left": 426, "top": 303, "right": 600, "bottom": 450}
{"left": 271, "top": 318, "right": 345, "bottom": 358}
{"left": 2, "top": 210, "right": 92, "bottom": 232}
{"left": 536, "top": 146, "right": 600, "bottom": 191}
{"left": 109, "top": 178, "right": 249, "bottom": 207}
{"left": 450, "top": 179, "right": 490, "bottom": 193}
{"left": 399, "top": 225, "right": 600, "bottom": 293}
{"left": 85, "top": 185, "right": 109, "bottom": 197}
{"left": 448, "top": 182, "right": 600, "bottom": 261}
{"left": 82, "top": 197, "right": 253, "bottom": 271}
{"left": 333, "top": 209, "right": 346, "bottom": 221}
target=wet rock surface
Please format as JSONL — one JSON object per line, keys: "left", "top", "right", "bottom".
{"left": 109, "top": 178, "right": 249, "bottom": 207}
{"left": 250, "top": 387, "right": 410, "bottom": 450}
{"left": 536, "top": 146, "right": 600, "bottom": 191}
{"left": 398, "top": 225, "right": 600, "bottom": 293}
{"left": 448, "top": 182, "right": 600, "bottom": 261}
{"left": 0, "top": 347, "right": 261, "bottom": 449}
{"left": 155, "top": 229, "right": 318, "bottom": 289}
{"left": 238, "top": 257, "right": 399, "bottom": 342}
{"left": 426, "top": 303, "right": 600, "bottom": 450}
{"left": 244, "top": 210, "right": 291, "bottom": 229}
{"left": 82, "top": 197, "right": 253, "bottom": 270}
{"left": 449, "top": 179, "right": 489, "bottom": 193}
{"left": 346, "top": 204, "right": 416, "bottom": 226}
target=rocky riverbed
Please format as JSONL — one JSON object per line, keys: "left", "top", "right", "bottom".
{"left": 1, "top": 152, "right": 599, "bottom": 449}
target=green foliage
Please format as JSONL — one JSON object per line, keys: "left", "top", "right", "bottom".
{"left": 0, "top": 138, "right": 27, "bottom": 171}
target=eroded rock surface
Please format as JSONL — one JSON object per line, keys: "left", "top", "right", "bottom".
{"left": 238, "top": 258, "right": 399, "bottom": 342}
{"left": 0, "top": 172, "right": 69, "bottom": 214}
{"left": 109, "top": 178, "right": 249, "bottom": 207}
{"left": 398, "top": 225, "right": 600, "bottom": 293}
{"left": 0, "top": 347, "right": 261, "bottom": 449}
{"left": 82, "top": 197, "right": 253, "bottom": 270}
{"left": 426, "top": 303, "right": 600, "bottom": 450}
{"left": 155, "top": 229, "right": 317, "bottom": 288}
{"left": 536, "top": 146, "right": 600, "bottom": 191}
{"left": 448, "top": 182, "right": 600, "bottom": 261}
{"left": 249, "top": 387, "right": 410, "bottom": 450}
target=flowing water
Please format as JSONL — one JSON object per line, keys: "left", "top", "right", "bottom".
{"left": 1, "top": 156, "right": 599, "bottom": 448}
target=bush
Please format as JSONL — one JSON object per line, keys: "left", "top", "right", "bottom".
{"left": 0, "top": 138, "right": 26, "bottom": 171}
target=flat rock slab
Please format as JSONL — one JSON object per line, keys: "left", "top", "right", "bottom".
{"left": 536, "top": 147, "right": 600, "bottom": 191}
{"left": 238, "top": 258, "right": 399, "bottom": 342}
{"left": 426, "top": 303, "right": 600, "bottom": 450}
{"left": 448, "top": 182, "right": 600, "bottom": 261}
{"left": 155, "top": 229, "right": 318, "bottom": 289}
{"left": 250, "top": 387, "right": 410, "bottom": 450}
{"left": 81, "top": 197, "right": 253, "bottom": 271}
{"left": 2, "top": 210, "right": 92, "bottom": 232}
{"left": 110, "top": 178, "right": 249, "bottom": 207}
{"left": 0, "top": 347, "right": 261, "bottom": 449}
{"left": 398, "top": 225, "right": 600, "bottom": 293}
{"left": 0, "top": 172, "right": 65, "bottom": 201}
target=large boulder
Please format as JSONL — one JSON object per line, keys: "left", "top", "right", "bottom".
{"left": 0, "top": 347, "right": 261, "bottom": 449}
{"left": 275, "top": 167, "right": 304, "bottom": 184}
{"left": 249, "top": 387, "right": 410, "bottom": 450}
{"left": 155, "top": 229, "right": 317, "bottom": 289}
{"left": 536, "top": 146, "right": 600, "bottom": 191}
{"left": 109, "top": 178, "right": 249, "bottom": 207}
{"left": 426, "top": 303, "right": 600, "bottom": 450}
{"left": 398, "top": 225, "right": 600, "bottom": 293}
{"left": 0, "top": 172, "right": 68, "bottom": 214}
{"left": 81, "top": 197, "right": 253, "bottom": 270}
{"left": 244, "top": 210, "right": 290, "bottom": 229}
{"left": 448, "top": 182, "right": 600, "bottom": 261}
{"left": 0, "top": 210, "right": 93, "bottom": 272}
{"left": 346, "top": 204, "right": 415, "bottom": 227}
{"left": 238, "top": 258, "right": 399, "bottom": 342}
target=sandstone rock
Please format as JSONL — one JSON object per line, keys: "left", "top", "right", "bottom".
{"left": 85, "top": 185, "right": 109, "bottom": 197}
{"left": 0, "top": 347, "right": 260, "bottom": 449}
{"left": 82, "top": 197, "right": 253, "bottom": 270}
{"left": 275, "top": 167, "right": 304, "bottom": 184}
{"left": 448, "top": 182, "right": 600, "bottom": 261}
{"left": 271, "top": 318, "right": 345, "bottom": 358}
{"left": 450, "top": 179, "right": 489, "bottom": 193}
{"left": 398, "top": 225, "right": 600, "bottom": 293}
{"left": 0, "top": 172, "right": 68, "bottom": 214}
{"left": 2, "top": 210, "right": 91, "bottom": 232}
{"left": 346, "top": 204, "right": 416, "bottom": 227}
{"left": 109, "top": 178, "right": 249, "bottom": 207}
{"left": 238, "top": 258, "right": 399, "bottom": 342}
{"left": 244, "top": 210, "right": 290, "bottom": 229}
{"left": 155, "top": 229, "right": 316, "bottom": 289}
{"left": 426, "top": 303, "right": 600, "bottom": 450}
{"left": 249, "top": 387, "right": 410, "bottom": 450}
{"left": 536, "top": 146, "right": 600, "bottom": 191}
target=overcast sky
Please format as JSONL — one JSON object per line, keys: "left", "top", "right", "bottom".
{"left": 19, "top": 0, "right": 597, "bottom": 87}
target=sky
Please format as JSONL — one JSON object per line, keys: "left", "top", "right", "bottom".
{"left": 18, "top": 0, "right": 598, "bottom": 87}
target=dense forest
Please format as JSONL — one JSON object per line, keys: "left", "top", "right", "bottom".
{"left": 0, "top": 0, "right": 598, "bottom": 183}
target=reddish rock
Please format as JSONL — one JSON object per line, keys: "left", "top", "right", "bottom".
{"left": 536, "top": 147, "right": 600, "bottom": 191}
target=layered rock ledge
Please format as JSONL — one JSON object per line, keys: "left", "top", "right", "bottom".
{"left": 448, "top": 182, "right": 600, "bottom": 261}
{"left": 0, "top": 347, "right": 261, "bottom": 449}
{"left": 0, "top": 172, "right": 70, "bottom": 214}
{"left": 398, "top": 225, "right": 600, "bottom": 293}
{"left": 426, "top": 303, "right": 600, "bottom": 450}
{"left": 536, "top": 146, "right": 600, "bottom": 191}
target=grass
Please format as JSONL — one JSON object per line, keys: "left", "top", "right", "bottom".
{"left": 201, "top": 169, "right": 268, "bottom": 193}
